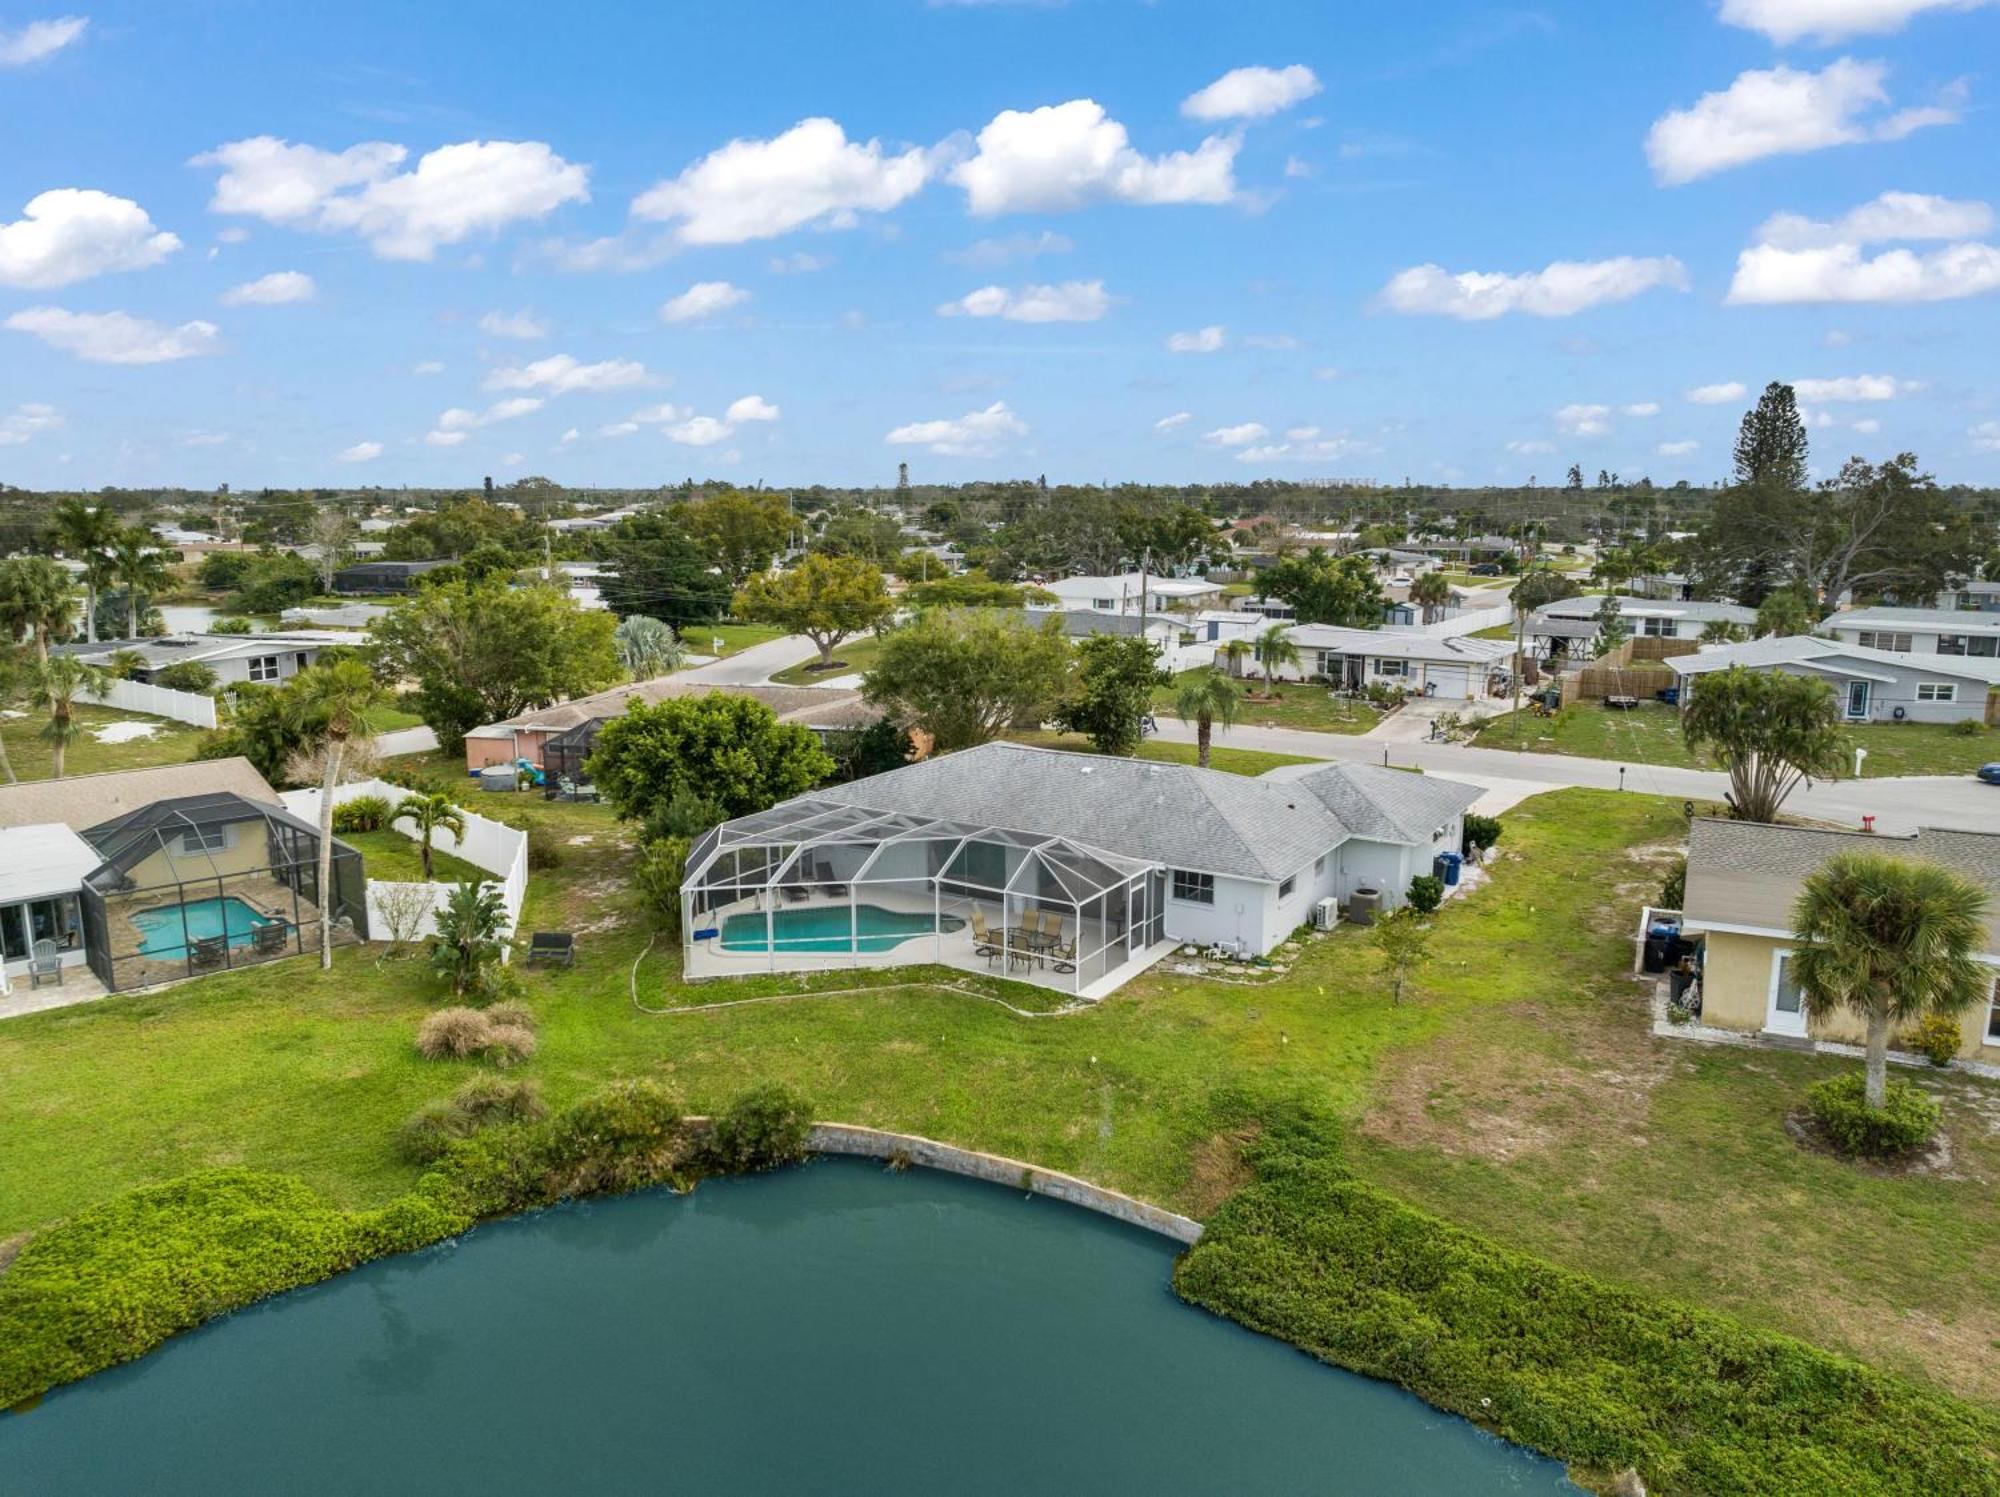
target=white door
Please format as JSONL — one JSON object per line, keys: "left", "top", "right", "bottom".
{"left": 1766, "top": 950, "right": 1809, "bottom": 1037}
{"left": 1844, "top": 680, "right": 1870, "bottom": 720}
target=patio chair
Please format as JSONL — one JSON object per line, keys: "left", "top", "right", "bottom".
{"left": 252, "top": 921, "right": 291, "bottom": 957}
{"left": 1019, "top": 910, "right": 1045, "bottom": 939}
{"left": 780, "top": 883, "right": 810, "bottom": 903}
{"left": 526, "top": 931, "right": 575, "bottom": 967}
{"left": 27, "top": 938, "right": 62, "bottom": 989}
{"left": 969, "top": 910, "right": 1000, "bottom": 966}
{"left": 1041, "top": 914, "right": 1066, "bottom": 946}
{"left": 189, "top": 936, "right": 228, "bottom": 973}
{"left": 1049, "top": 938, "right": 1078, "bottom": 976}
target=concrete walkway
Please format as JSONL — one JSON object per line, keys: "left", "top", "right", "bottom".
{"left": 375, "top": 725, "right": 440, "bottom": 758}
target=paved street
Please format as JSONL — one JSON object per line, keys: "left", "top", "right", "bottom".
{"left": 672, "top": 633, "right": 821, "bottom": 685}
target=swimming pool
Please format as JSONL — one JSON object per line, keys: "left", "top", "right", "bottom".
{"left": 718, "top": 904, "right": 964, "bottom": 954}
{"left": 129, "top": 897, "right": 286, "bottom": 959}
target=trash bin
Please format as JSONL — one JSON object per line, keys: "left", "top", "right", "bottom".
{"left": 1439, "top": 851, "right": 1463, "bottom": 887}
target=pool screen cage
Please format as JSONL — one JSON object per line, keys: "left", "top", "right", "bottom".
{"left": 77, "top": 792, "right": 368, "bottom": 992}
{"left": 681, "top": 797, "right": 1167, "bottom": 994}
{"left": 540, "top": 716, "right": 606, "bottom": 792}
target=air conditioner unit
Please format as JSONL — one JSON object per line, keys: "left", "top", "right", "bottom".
{"left": 1314, "top": 896, "right": 1341, "bottom": 931}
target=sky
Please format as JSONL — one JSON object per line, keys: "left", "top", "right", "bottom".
{"left": 0, "top": 0, "right": 1997, "bottom": 491}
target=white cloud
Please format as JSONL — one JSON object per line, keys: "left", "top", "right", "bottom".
{"left": 1971, "top": 420, "right": 2000, "bottom": 452}
{"left": 1154, "top": 411, "right": 1192, "bottom": 431}
{"left": 1284, "top": 154, "right": 1314, "bottom": 179}
{"left": 479, "top": 308, "right": 549, "bottom": 339}
{"left": 337, "top": 440, "right": 383, "bottom": 463}
{"left": 1235, "top": 435, "right": 1371, "bottom": 464}
{"left": 5, "top": 306, "right": 219, "bottom": 363}
{"left": 1623, "top": 402, "right": 1661, "bottom": 417}
{"left": 1645, "top": 60, "right": 1957, "bottom": 186}
{"left": 0, "top": 402, "right": 60, "bottom": 445}
{"left": 1204, "top": 421, "right": 1270, "bottom": 445}
{"left": 937, "top": 280, "right": 1110, "bottom": 322}
{"left": 1719, "top": 0, "right": 1990, "bottom": 44}
{"left": 1506, "top": 439, "right": 1556, "bottom": 455}
{"left": 943, "top": 230, "right": 1074, "bottom": 267}
{"left": 1181, "top": 64, "right": 1322, "bottom": 122}
{"left": 193, "top": 135, "right": 589, "bottom": 260}
{"left": 1852, "top": 417, "right": 1882, "bottom": 434}
{"left": 1753, "top": 190, "right": 1992, "bottom": 249}
{"left": 769, "top": 251, "right": 829, "bottom": 273}
{"left": 632, "top": 117, "right": 930, "bottom": 244}
{"left": 0, "top": 15, "right": 86, "bottom": 66}
{"left": 1728, "top": 239, "right": 2000, "bottom": 303}
{"left": 220, "top": 270, "right": 315, "bottom": 306}
{"left": 1284, "top": 425, "right": 1321, "bottom": 441}
{"left": 528, "top": 229, "right": 676, "bottom": 273}
{"left": 885, "top": 400, "right": 1028, "bottom": 456}
{"left": 425, "top": 397, "right": 543, "bottom": 445}
{"left": 425, "top": 429, "right": 468, "bottom": 447}
{"left": 630, "top": 402, "right": 685, "bottom": 425}
{"left": 951, "top": 99, "right": 1237, "bottom": 215}
{"left": 597, "top": 421, "right": 641, "bottom": 438}
{"left": 1791, "top": 374, "right": 1914, "bottom": 400}
{"left": 666, "top": 415, "right": 734, "bottom": 447}
{"left": 412, "top": 359, "right": 445, "bottom": 375}
{"left": 1556, "top": 403, "right": 1613, "bottom": 437}
{"left": 1658, "top": 439, "right": 1701, "bottom": 457}
{"left": 0, "top": 189, "right": 181, "bottom": 288}
{"left": 661, "top": 279, "right": 751, "bottom": 323}
{"left": 560, "top": 427, "right": 580, "bottom": 445}
{"left": 1380, "top": 256, "right": 1688, "bottom": 319}
{"left": 725, "top": 394, "right": 780, "bottom": 423}
{"left": 1687, "top": 381, "right": 1749, "bottom": 403}
{"left": 178, "top": 429, "right": 230, "bottom": 448}
{"left": 1167, "top": 324, "right": 1226, "bottom": 353}
{"left": 484, "top": 354, "right": 648, "bottom": 395}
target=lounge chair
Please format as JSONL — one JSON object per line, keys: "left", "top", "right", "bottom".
{"left": 189, "top": 936, "right": 228, "bottom": 972}
{"left": 526, "top": 931, "right": 575, "bottom": 967}
{"left": 252, "top": 921, "right": 291, "bottom": 956}
{"left": 27, "top": 938, "right": 61, "bottom": 989}
{"left": 780, "top": 883, "right": 810, "bottom": 903}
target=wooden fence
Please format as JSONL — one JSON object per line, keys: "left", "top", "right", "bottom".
{"left": 1558, "top": 639, "right": 1678, "bottom": 703}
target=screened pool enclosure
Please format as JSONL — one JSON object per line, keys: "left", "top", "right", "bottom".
{"left": 78, "top": 792, "right": 368, "bottom": 992}
{"left": 681, "top": 798, "right": 1171, "bottom": 995}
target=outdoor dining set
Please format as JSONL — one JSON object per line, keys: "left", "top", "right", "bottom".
{"left": 970, "top": 909, "right": 1078, "bottom": 975}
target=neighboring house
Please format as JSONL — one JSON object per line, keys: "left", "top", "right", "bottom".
{"left": 1630, "top": 572, "right": 1695, "bottom": 601}
{"left": 1529, "top": 596, "right": 1756, "bottom": 651}
{"left": 1821, "top": 606, "right": 2000, "bottom": 684}
{"left": 1281, "top": 624, "right": 1514, "bottom": 699}
{"left": 1193, "top": 610, "right": 1276, "bottom": 646}
{"left": 1680, "top": 818, "right": 2000, "bottom": 1066}
{"left": 1053, "top": 610, "right": 1216, "bottom": 673}
{"left": 1667, "top": 636, "right": 1993, "bottom": 724}
{"left": 462, "top": 679, "right": 883, "bottom": 774}
{"left": 680, "top": 742, "right": 1482, "bottom": 995}
{"left": 0, "top": 758, "right": 365, "bottom": 992}
{"left": 282, "top": 603, "right": 391, "bottom": 630}
{"left": 1031, "top": 572, "right": 1224, "bottom": 615}
{"left": 1934, "top": 580, "right": 2000, "bottom": 613}
{"left": 547, "top": 508, "right": 638, "bottom": 534}
{"left": 62, "top": 630, "right": 343, "bottom": 688}
{"left": 333, "top": 559, "right": 453, "bottom": 593}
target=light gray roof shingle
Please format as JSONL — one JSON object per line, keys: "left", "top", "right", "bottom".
{"left": 0, "top": 758, "right": 279, "bottom": 831}
{"left": 1290, "top": 763, "right": 1484, "bottom": 844}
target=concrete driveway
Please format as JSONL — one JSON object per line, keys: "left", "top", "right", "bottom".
{"left": 672, "top": 633, "right": 820, "bottom": 685}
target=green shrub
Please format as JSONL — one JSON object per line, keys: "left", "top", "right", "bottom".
{"left": 698, "top": 1083, "right": 813, "bottom": 1174}
{"left": 1405, "top": 874, "right": 1444, "bottom": 915}
{"left": 396, "top": 1077, "right": 547, "bottom": 1163}
{"left": 1174, "top": 1105, "right": 2000, "bottom": 1497}
{"left": 1805, "top": 1072, "right": 1941, "bottom": 1158}
{"left": 1949, "top": 717, "right": 1984, "bottom": 737}
{"left": 152, "top": 660, "right": 219, "bottom": 693}
{"left": 331, "top": 794, "right": 393, "bottom": 834}
{"left": 524, "top": 821, "right": 564, "bottom": 871}
{"left": 212, "top": 615, "right": 254, "bottom": 635}
{"left": 1461, "top": 813, "right": 1503, "bottom": 857}
{"left": 1658, "top": 854, "right": 1687, "bottom": 910}
{"left": 415, "top": 1006, "right": 495, "bottom": 1060}
{"left": 395, "top": 1100, "right": 464, "bottom": 1164}
{"left": 1902, "top": 1013, "right": 1964, "bottom": 1068}
{"left": 482, "top": 1023, "right": 537, "bottom": 1067}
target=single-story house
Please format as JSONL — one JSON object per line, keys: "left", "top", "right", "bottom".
{"left": 1666, "top": 635, "right": 1994, "bottom": 724}
{"left": 1280, "top": 624, "right": 1515, "bottom": 699}
{"left": 462, "top": 679, "right": 884, "bottom": 774}
{"left": 1052, "top": 610, "right": 1212, "bottom": 672}
{"left": 1934, "top": 580, "right": 2000, "bottom": 614}
{"left": 61, "top": 630, "right": 344, "bottom": 687}
{"left": 1820, "top": 606, "right": 2000, "bottom": 684}
{"left": 0, "top": 759, "right": 366, "bottom": 992}
{"left": 1680, "top": 818, "right": 2000, "bottom": 1066}
{"left": 1031, "top": 572, "right": 1224, "bottom": 615}
{"left": 333, "top": 559, "right": 453, "bottom": 594}
{"left": 1630, "top": 572, "right": 1695, "bottom": 601}
{"left": 1530, "top": 596, "right": 1758, "bottom": 647}
{"left": 1193, "top": 610, "right": 1278, "bottom": 646}
{"left": 681, "top": 741, "right": 1484, "bottom": 996}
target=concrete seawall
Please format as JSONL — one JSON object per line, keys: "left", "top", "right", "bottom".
{"left": 807, "top": 1123, "right": 1205, "bottom": 1245}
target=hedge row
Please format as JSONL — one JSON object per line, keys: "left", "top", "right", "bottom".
{"left": 1171, "top": 1110, "right": 2000, "bottom": 1497}
{"left": 0, "top": 1081, "right": 811, "bottom": 1408}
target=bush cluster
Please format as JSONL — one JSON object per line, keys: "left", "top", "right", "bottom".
{"left": 1405, "top": 873, "right": 1444, "bottom": 915}
{"left": 1949, "top": 717, "right": 1984, "bottom": 737}
{"left": 1461, "top": 813, "right": 1503, "bottom": 858}
{"left": 396, "top": 1077, "right": 548, "bottom": 1164}
{"left": 331, "top": 795, "right": 393, "bottom": 834}
{"left": 694, "top": 1083, "right": 813, "bottom": 1175}
{"left": 1805, "top": 1073, "right": 1942, "bottom": 1158}
{"left": 414, "top": 1004, "right": 537, "bottom": 1066}
{"left": 1901, "top": 1013, "right": 1964, "bottom": 1068}
{"left": 1172, "top": 1105, "right": 1999, "bottom": 1496}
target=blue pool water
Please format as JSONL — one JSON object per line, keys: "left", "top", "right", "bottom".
{"left": 129, "top": 896, "right": 284, "bottom": 958}
{"left": 719, "top": 903, "right": 964, "bottom": 953}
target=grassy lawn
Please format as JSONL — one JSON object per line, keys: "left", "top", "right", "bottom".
{"left": 1005, "top": 729, "right": 1318, "bottom": 776}
{"left": 0, "top": 704, "right": 207, "bottom": 782}
{"left": 4, "top": 783, "right": 1995, "bottom": 1419}
{"left": 1151, "top": 668, "right": 1382, "bottom": 735}
{"left": 1470, "top": 701, "right": 1997, "bottom": 776}
{"left": 768, "top": 632, "right": 886, "bottom": 685}
{"left": 335, "top": 828, "right": 491, "bottom": 885}
{"left": 688, "top": 622, "right": 787, "bottom": 659}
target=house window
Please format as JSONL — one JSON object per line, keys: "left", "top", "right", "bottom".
{"left": 180, "top": 824, "right": 228, "bottom": 855}
{"left": 248, "top": 654, "right": 281, "bottom": 682}
{"left": 1641, "top": 616, "right": 1675, "bottom": 637}
{"left": 1988, "top": 977, "right": 2000, "bottom": 1043}
{"left": 1170, "top": 870, "right": 1214, "bottom": 905}
{"left": 1278, "top": 876, "right": 1296, "bottom": 899}
{"left": 1092, "top": 597, "right": 1115, "bottom": 611}
{"left": 1374, "top": 658, "right": 1410, "bottom": 678}
{"left": 1917, "top": 682, "right": 1957, "bottom": 702}
{"left": 1857, "top": 631, "right": 1912, "bottom": 652}
{"left": 1938, "top": 634, "right": 1968, "bottom": 655}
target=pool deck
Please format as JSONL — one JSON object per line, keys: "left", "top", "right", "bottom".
{"left": 0, "top": 966, "right": 112, "bottom": 1020}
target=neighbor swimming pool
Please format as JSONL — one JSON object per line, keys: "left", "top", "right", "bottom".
{"left": 718, "top": 904, "right": 964, "bottom": 954}
{"left": 129, "top": 896, "right": 285, "bottom": 959}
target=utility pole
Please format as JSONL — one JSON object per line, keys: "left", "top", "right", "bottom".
{"left": 1510, "top": 530, "right": 1532, "bottom": 748}
{"left": 1139, "top": 546, "right": 1150, "bottom": 622}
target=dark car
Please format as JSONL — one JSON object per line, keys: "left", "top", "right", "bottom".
{"left": 1979, "top": 763, "right": 2000, "bottom": 785}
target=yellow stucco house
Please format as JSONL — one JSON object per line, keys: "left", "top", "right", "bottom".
{"left": 1680, "top": 818, "right": 2000, "bottom": 1065}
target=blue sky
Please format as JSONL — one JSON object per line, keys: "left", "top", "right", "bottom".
{"left": 1, "top": 0, "right": 1996, "bottom": 490}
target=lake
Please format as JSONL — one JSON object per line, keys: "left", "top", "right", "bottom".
{"left": 0, "top": 1160, "right": 1575, "bottom": 1494}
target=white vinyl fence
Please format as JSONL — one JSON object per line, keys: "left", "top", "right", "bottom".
{"left": 1380, "top": 604, "right": 1514, "bottom": 639}
{"left": 98, "top": 676, "right": 219, "bottom": 728}
{"left": 280, "top": 778, "right": 529, "bottom": 955}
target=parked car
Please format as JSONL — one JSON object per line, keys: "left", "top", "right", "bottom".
{"left": 1978, "top": 763, "right": 2000, "bottom": 786}
{"left": 1470, "top": 563, "right": 1503, "bottom": 576}
{"left": 1389, "top": 572, "right": 1413, "bottom": 587}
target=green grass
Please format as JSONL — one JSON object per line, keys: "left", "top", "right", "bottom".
{"left": 0, "top": 705, "right": 207, "bottom": 782}
{"left": 691, "top": 622, "right": 787, "bottom": 659}
{"left": 1151, "top": 668, "right": 1382, "bottom": 735}
{"left": 1005, "top": 729, "right": 1318, "bottom": 776}
{"left": 1470, "top": 701, "right": 1997, "bottom": 776}
{"left": 334, "top": 829, "right": 491, "bottom": 885}
{"left": 767, "top": 632, "right": 886, "bottom": 685}
{"left": 1471, "top": 622, "right": 1519, "bottom": 640}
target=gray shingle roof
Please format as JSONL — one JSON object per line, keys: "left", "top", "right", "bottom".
{"left": 0, "top": 758, "right": 279, "bottom": 831}
{"left": 1290, "top": 763, "right": 1484, "bottom": 844}
{"left": 468, "top": 679, "right": 880, "bottom": 737}
{"left": 1666, "top": 634, "right": 1995, "bottom": 683}
{"left": 1831, "top": 605, "right": 2000, "bottom": 633}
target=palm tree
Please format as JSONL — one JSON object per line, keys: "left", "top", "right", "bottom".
{"left": 394, "top": 791, "right": 468, "bottom": 880}
{"left": 1253, "top": 624, "right": 1299, "bottom": 696}
{"left": 1408, "top": 570, "right": 1454, "bottom": 624}
{"left": 0, "top": 645, "right": 27, "bottom": 784}
{"left": 1172, "top": 668, "right": 1239, "bottom": 769}
{"left": 1219, "top": 637, "right": 1253, "bottom": 679}
{"left": 1791, "top": 852, "right": 1988, "bottom": 1108}
{"left": 109, "top": 527, "right": 176, "bottom": 637}
{"left": 45, "top": 497, "right": 119, "bottom": 644}
{"left": 28, "top": 653, "right": 110, "bottom": 778}
{"left": 0, "top": 556, "right": 78, "bottom": 663}
{"left": 287, "top": 659, "right": 388, "bottom": 968}
{"left": 614, "top": 614, "right": 686, "bottom": 678}
{"left": 1699, "top": 619, "right": 1746, "bottom": 646}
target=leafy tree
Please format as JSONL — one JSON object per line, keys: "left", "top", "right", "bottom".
{"left": 1373, "top": 907, "right": 1431, "bottom": 1006}
{"left": 1172, "top": 667, "right": 1239, "bottom": 768}
{"left": 588, "top": 692, "right": 834, "bottom": 830}
{"left": 902, "top": 571, "right": 1053, "bottom": 610}
{"left": 733, "top": 552, "right": 893, "bottom": 670}
{"left": 1254, "top": 623, "right": 1300, "bottom": 694}
{"left": 1508, "top": 566, "right": 1581, "bottom": 613}
{"left": 230, "top": 552, "right": 318, "bottom": 616}
{"left": 367, "top": 581, "right": 621, "bottom": 747}
{"left": 1791, "top": 852, "right": 1987, "bottom": 1108}
{"left": 1408, "top": 570, "right": 1453, "bottom": 623}
{"left": 459, "top": 542, "right": 520, "bottom": 585}
{"left": 823, "top": 717, "right": 914, "bottom": 782}
{"left": 44, "top": 498, "right": 119, "bottom": 644}
{"left": 862, "top": 609, "right": 1072, "bottom": 752}
{"left": 810, "top": 507, "right": 906, "bottom": 563}
{"left": 673, "top": 489, "right": 796, "bottom": 585}
{"left": 28, "top": 654, "right": 110, "bottom": 778}
{"left": 1056, "top": 634, "right": 1165, "bottom": 757}
{"left": 1734, "top": 380, "right": 1810, "bottom": 494}
{"left": 1681, "top": 666, "right": 1848, "bottom": 823}
{"left": 1593, "top": 594, "right": 1631, "bottom": 658}
{"left": 1260, "top": 548, "right": 1385, "bottom": 627}
{"left": 632, "top": 837, "right": 691, "bottom": 940}
{"left": 394, "top": 791, "right": 467, "bottom": 880}
{"left": 287, "top": 660, "right": 388, "bottom": 967}
{"left": 596, "top": 512, "right": 733, "bottom": 627}
{"left": 1755, "top": 586, "right": 1819, "bottom": 639}
{"left": 198, "top": 550, "right": 257, "bottom": 592}
{"left": 382, "top": 495, "right": 540, "bottom": 562}
{"left": 306, "top": 508, "right": 357, "bottom": 592}
{"left": 0, "top": 557, "right": 76, "bottom": 662}
{"left": 613, "top": 615, "right": 686, "bottom": 677}
{"left": 429, "top": 881, "right": 508, "bottom": 999}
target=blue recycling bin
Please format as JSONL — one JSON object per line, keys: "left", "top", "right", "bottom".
{"left": 1438, "top": 851, "right": 1463, "bottom": 886}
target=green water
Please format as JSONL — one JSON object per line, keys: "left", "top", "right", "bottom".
{"left": 719, "top": 902, "right": 964, "bottom": 953}
{"left": 0, "top": 1161, "right": 1574, "bottom": 1494}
